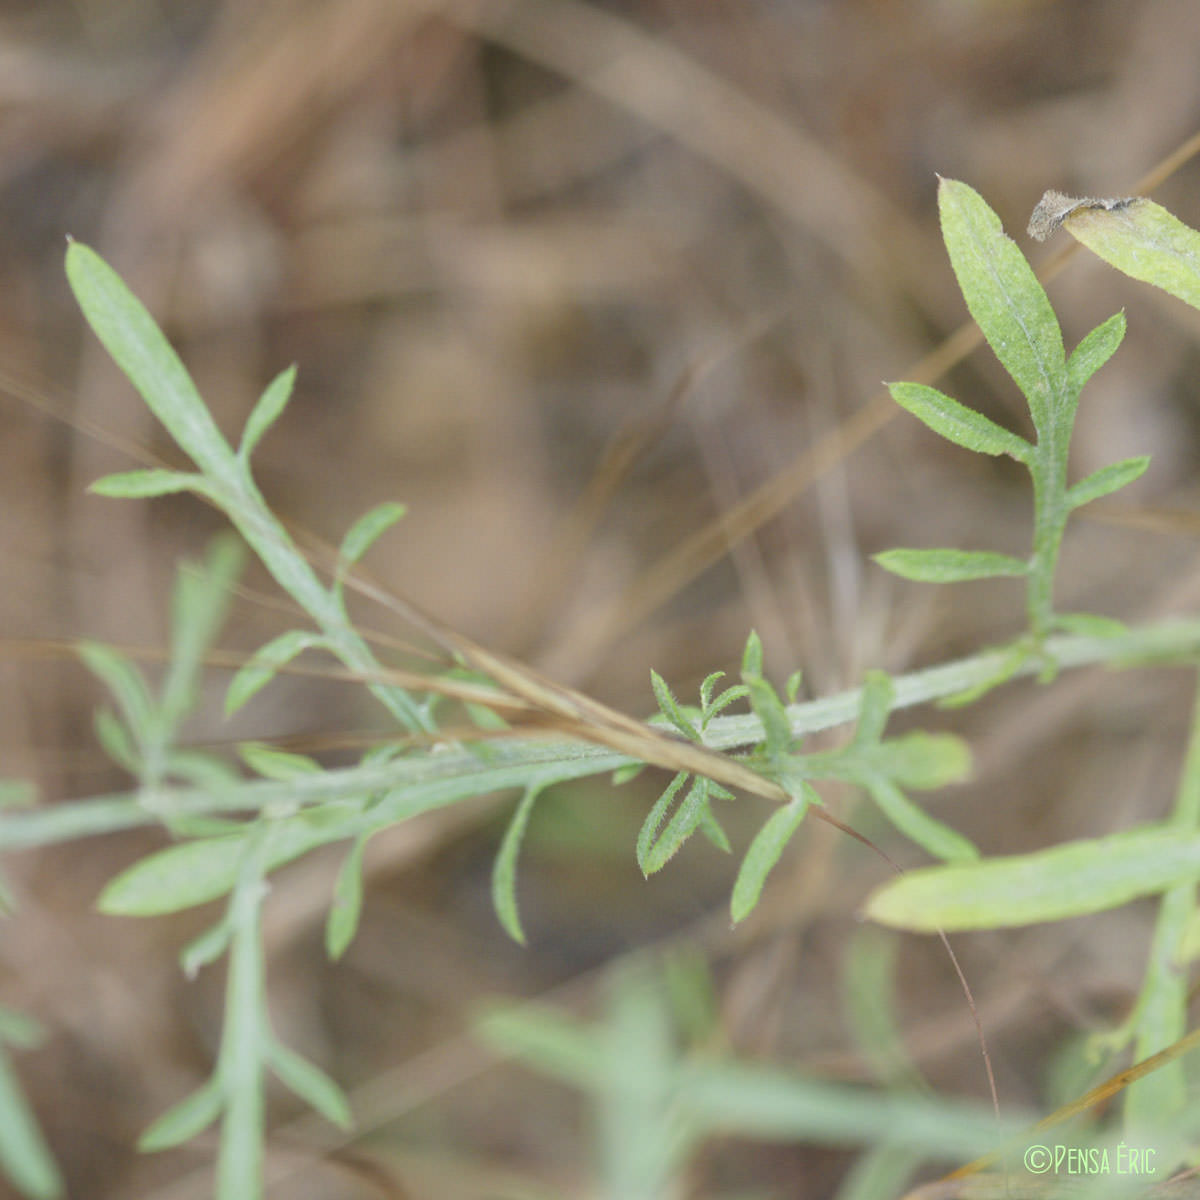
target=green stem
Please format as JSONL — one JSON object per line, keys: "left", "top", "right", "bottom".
{"left": 8, "top": 619, "right": 1200, "bottom": 848}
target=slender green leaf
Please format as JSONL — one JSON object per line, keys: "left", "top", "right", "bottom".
{"left": 238, "top": 742, "right": 321, "bottom": 781}
{"left": 676, "top": 1058, "right": 1024, "bottom": 1156}
{"left": 642, "top": 777, "right": 711, "bottom": 875}
{"left": 698, "top": 671, "right": 725, "bottom": 710}
{"left": 225, "top": 630, "right": 327, "bottom": 716}
{"left": 164, "top": 751, "right": 241, "bottom": 792}
{"left": 938, "top": 639, "right": 1031, "bottom": 709}
{"left": 938, "top": 178, "right": 1066, "bottom": 428}
{"left": 1052, "top": 612, "right": 1129, "bottom": 639}
{"left": 238, "top": 366, "right": 296, "bottom": 464}
{"left": 1064, "top": 198, "right": 1200, "bottom": 312}
{"left": 888, "top": 381, "right": 1031, "bottom": 460}
{"left": 1065, "top": 456, "right": 1150, "bottom": 510}
{"left": 326, "top": 834, "right": 369, "bottom": 960}
{"left": 89, "top": 468, "right": 206, "bottom": 499}
{"left": 862, "top": 731, "right": 972, "bottom": 791}
{"left": 77, "top": 643, "right": 154, "bottom": 742}
{"left": 843, "top": 929, "right": 926, "bottom": 1092}
{"left": 741, "top": 629, "right": 764, "bottom": 680}
{"left": 703, "top": 683, "right": 748, "bottom": 723}
{"left": 636, "top": 772, "right": 689, "bottom": 875}
{"left": 98, "top": 818, "right": 343, "bottom": 915}
{"left": 138, "top": 1080, "right": 224, "bottom": 1151}
{"left": 267, "top": 1040, "right": 352, "bottom": 1130}
{"left": 743, "top": 676, "right": 793, "bottom": 760}
{"left": 696, "top": 802, "right": 732, "bottom": 854}
{"left": 650, "top": 670, "right": 700, "bottom": 741}
{"left": 731, "top": 789, "right": 812, "bottom": 924}
{"left": 162, "top": 536, "right": 244, "bottom": 728}
{"left": 1067, "top": 311, "right": 1126, "bottom": 395}
{"left": 863, "top": 777, "right": 978, "bottom": 864}
{"left": 180, "top": 919, "right": 233, "bottom": 979}
{"left": 337, "top": 501, "right": 407, "bottom": 570}
{"left": 93, "top": 707, "right": 139, "bottom": 771}
{"left": 0, "top": 1048, "right": 63, "bottom": 1198}
{"left": 853, "top": 671, "right": 894, "bottom": 747}
{"left": 865, "top": 825, "right": 1200, "bottom": 932}
{"left": 475, "top": 1003, "right": 609, "bottom": 1090}
{"left": 874, "top": 547, "right": 1028, "bottom": 583}
{"left": 65, "top": 243, "right": 234, "bottom": 480}
{"left": 492, "top": 786, "right": 543, "bottom": 944}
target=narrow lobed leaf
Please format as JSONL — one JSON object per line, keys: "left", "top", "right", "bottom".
{"left": 77, "top": 643, "right": 155, "bottom": 744}
{"left": 138, "top": 1080, "right": 224, "bottom": 1152}
{"left": 853, "top": 671, "right": 895, "bottom": 747}
{"left": 0, "top": 1046, "right": 63, "bottom": 1198}
{"left": 742, "top": 676, "right": 794, "bottom": 761}
{"left": 238, "top": 365, "right": 296, "bottom": 465}
{"left": 864, "top": 825, "right": 1200, "bottom": 932}
{"left": 237, "top": 742, "right": 321, "bottom": 782}
{"left": 888, "top": 381, "right": 1031, "bottom": 461}
{"left": 696, "top": 803, "right": 732, "bottom": 854}
{"left": 1064, "top": 456, "right": 1150, "bottom": 511}
{"left": 741, "top": 629, "right": 764, "bottom": 680}
{"left": 731, "top": 788, "right": 813, "bottom": 924}
{"left": 89, "top": 468, "right": 207, "bottom": 499}
{"left": 65, "top": 242, "right": 234, "bottom": 480}
{"left": 863, "top": 777, "right": 978, "bottom": 864}
{"left": 337, "top": 501, "right": 408, "bottom": 571}
{"left": 1067, "top": 311, "right": 1126, "bottom": 396}
{"left": 225, "top": 630, "right": 327, "bottom": 716}
{"left": 180, "top": 919, "right": 233, "bottom": 980}
{"left": 1052, "top": 612, "right": 1129, "bottom": 639}
{"left": 326, "top": 835, "right": 369, "bottom": 960}
{"left": 267, "top": 1040, "right": 353, "bottom": 1131}
{"left": 1064, "top": 198, "right": 1200, "bottom": 312}
{"left": 636, "top": 772, "right": 690, "bottom": 875}
{"left": 492, "top": 786, "right": 543, "bottom": 944}
{"left": 873, "top": 547, "right": 1029, "bottom": 583}
{"left": 864, "top": 731, "right": 972, "bottom": 791}
{"left": 642, "top": 777, "right": 712, "bottom": 875}
{"left": 650, "top": 670, "right": 700, "bottom": 741}
{"left": 98, "top": 818, "right": 343, "bottom": 916}
{"left": 938, "top": 178, "right": 1067, "bottom": 429}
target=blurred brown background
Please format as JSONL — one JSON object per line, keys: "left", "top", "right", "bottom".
{"left": 4, "top": 1, "right": 1200, "bottom": 1197}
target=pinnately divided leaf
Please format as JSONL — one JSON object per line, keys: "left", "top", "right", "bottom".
{"left": 864, "top": 825, "right": 1200, "bottom": 932}
{"left": 873, "top": 548, "right": 1029, "bottom": 583}
{"left": 888, "top": 382, "right": 1031, "bottom": 461}
{"left": 938, "top": 178, "right": 1067, "bottom": 429}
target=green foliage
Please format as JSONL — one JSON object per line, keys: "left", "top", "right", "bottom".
{"left": 876, "top": 179, "right": 1143, "bottom": 657}
{"left": 0, "top": 1012, "right": 62, "bottom": 1199}
{"left": 863, "top": 825, "right": 1200, "bottom": 932}
{"left": 476, "top": 956, "right": 1028, "bottom": 1200}
{"left": 0, "top": 183, "right": 1197, "bottom": 1197}
{"left": 1047, "top": 196, "right": 1200, "bottom": 311}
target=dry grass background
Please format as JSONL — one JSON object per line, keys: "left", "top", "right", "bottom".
{"left": 4, "top": 1, "right": 1200, "bottom": 1197}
